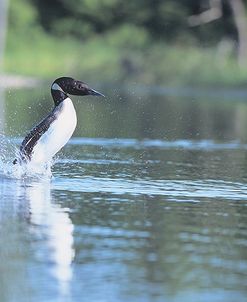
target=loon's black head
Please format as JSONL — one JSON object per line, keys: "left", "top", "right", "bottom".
{"left": 51, "top": 77, "right": 104, "bottom": 105}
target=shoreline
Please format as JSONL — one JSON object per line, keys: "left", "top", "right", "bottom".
{"left": 1, "top": 74, "right": 247, "bottom": 100}
{"left": 0, "top": 74, "right": 41, "bottom": 88}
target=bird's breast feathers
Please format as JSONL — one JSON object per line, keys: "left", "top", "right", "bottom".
{"left": 31, "top": 98, "right": 77, "bottom": 163}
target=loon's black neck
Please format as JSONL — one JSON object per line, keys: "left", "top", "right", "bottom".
{"left": 51, "top": 89, "right": 68, "bottom": 106}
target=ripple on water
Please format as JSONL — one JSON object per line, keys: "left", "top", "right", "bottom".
{"left": 52, "top": 177, "right": 247, "bottom": 202}
{"left": 68, "top": 137, "right": 247, "bottom": 151}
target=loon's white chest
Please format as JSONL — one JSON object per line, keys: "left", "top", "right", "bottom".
{"left": 31, "top": 98, "right": 77, "bottom": 164}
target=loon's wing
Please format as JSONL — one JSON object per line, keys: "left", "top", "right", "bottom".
{"left": 14, "top": 108, "right": 58, "bottom": 163}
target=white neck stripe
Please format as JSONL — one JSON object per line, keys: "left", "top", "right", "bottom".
{"left": 52, "top": 83, "right": 64, "bottom": 92}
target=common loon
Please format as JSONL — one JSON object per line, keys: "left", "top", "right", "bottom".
{"left": 13, "top": 77, "right": 104, "bottom": 165}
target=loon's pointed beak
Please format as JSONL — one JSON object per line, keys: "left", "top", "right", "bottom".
{"left": 87, "top": 88, "right": 105, "bottom": 97}
{"left": 65, "top": 79, "right": 105, "bottom": 97}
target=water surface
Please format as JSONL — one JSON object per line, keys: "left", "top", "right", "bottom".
{"left": 0, "top": 87, "right": 247, "bottom": 301}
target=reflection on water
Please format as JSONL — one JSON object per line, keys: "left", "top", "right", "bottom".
{"left": 26, "top": 181, "right": 74, "bottom": 297}
{"left": 0, "top": 87, "right": 247, "bottom": 301}
{"left": 0, "top": 178, "right": 74, "bottom": 301}
{"left": 4, "top": 85, "right": 247, "bottom": 142}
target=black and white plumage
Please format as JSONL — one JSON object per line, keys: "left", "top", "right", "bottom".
{"left": 14, "top": 77, "right": 104, "bottom": 165}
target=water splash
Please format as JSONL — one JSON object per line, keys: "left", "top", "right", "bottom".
{"left": 12, "top": 161, "right": 53, "bottom": 179}
{"left": 0, "top": 134, "right": 52, "bottom": 179}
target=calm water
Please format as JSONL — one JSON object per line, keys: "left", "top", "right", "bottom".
{"left": 0, "top": 86, "right": 247, "bottom": 302}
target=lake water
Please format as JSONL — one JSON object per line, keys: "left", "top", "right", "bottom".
{"left": 0, "top": 85, "right": 247, "bottom": 302}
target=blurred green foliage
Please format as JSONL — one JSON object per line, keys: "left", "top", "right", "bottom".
{"left": 5, "top": 0, "right": 247, "bottom": 86}
{"left": 8, "top": 0, "right": 39, "bottom": 34}
{"left": 24, "top": 0, "right": 236, "bottom": 44}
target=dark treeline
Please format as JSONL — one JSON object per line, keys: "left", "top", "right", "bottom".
{"left": 31, "top": 0, "right": 236, "bottom": 44}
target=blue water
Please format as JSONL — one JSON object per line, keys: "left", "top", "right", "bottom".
{"left": 1, "top": 87, "right": 247, "bottom": 301}
{"left": 0, "top": 136, "right": 247, "bottom": 302}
